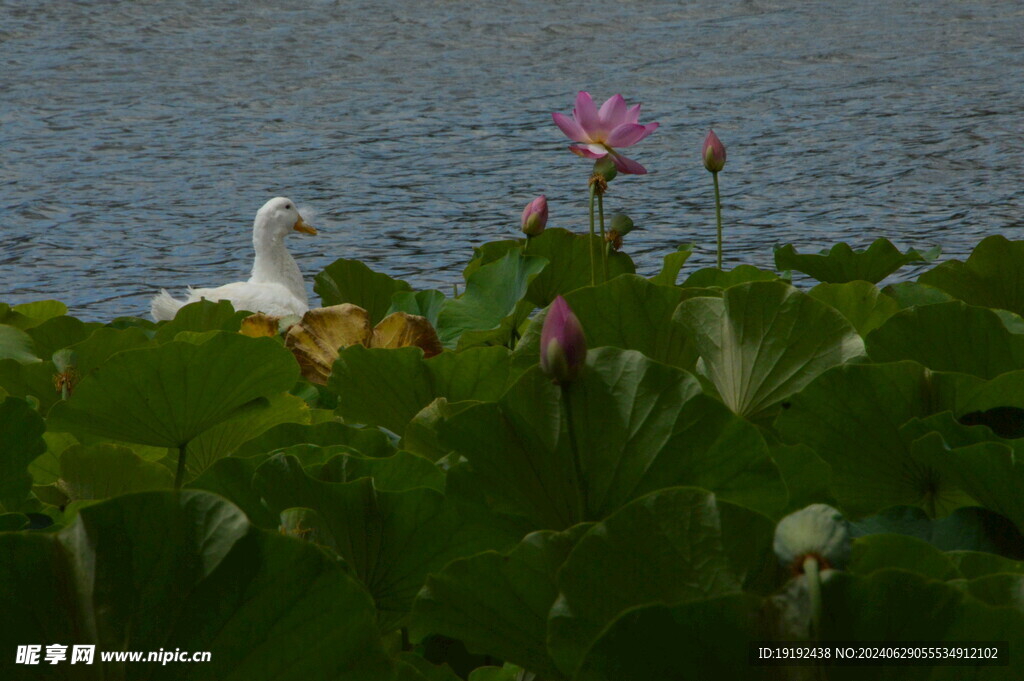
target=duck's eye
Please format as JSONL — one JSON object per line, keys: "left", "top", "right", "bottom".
{"left": 285, "top": 204, "right": 292, "bottom": 209}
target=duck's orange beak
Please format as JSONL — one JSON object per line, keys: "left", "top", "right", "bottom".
{"left": 293, "top": 215, "right": 317, "bottom": 235}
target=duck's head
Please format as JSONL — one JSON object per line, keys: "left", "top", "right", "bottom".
{"left": 255, "top": 197, "right": 317, "bottom": 238}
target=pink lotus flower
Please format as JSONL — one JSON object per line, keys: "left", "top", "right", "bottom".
{"left": 540, "top": 295, "right": 587, "bottom": 383}
{"left": 702, "top": 129, "right": 727, "bottom": 172}
{"left": 552, "top": 91, "right": 659, "bottom": 175}
{"left": 521, "top": 195, "right": 548, "bottom": 237}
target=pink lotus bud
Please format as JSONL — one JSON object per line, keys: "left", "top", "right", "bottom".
{"left": 540, "top": 296, "right": 587, "bottom": 383}
{"left": 702, "top": 129, "right": 727, "bottom": 172}
{"left": 521, "top": 195, "right": 548, "bottom": 237}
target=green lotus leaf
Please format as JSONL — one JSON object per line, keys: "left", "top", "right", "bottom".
{"left": 918, "top": 235, "right": 1024, "bottom": 316}
{"left": 149, "top": 298, "right": 249, "bottom": 343}
{"left": 948, "top": 551, "right": 1024, "bottom": 579}
{"left": 0, "top": 397, "right": 45, "bottom": 512}
{"left": 330, "top": 345, "right": 518, "bottom": 436}
{"left": 48, "top": 333, "right": 299, "bottom": 451}
{"left": 774, "top": 238, "right": 939, "bottom": 284}
{"left": 58, "top": 443, "right": 173, "bottom": 501}
{"left": 771, "top": 443, "right": 836, "bottom": 514}
{"left": 187, "top": 455, "right": 278, "bottom": 527}
{"left": 809, "top": 280, "right": 900, "bottom": 336}
{"left": 254, "top": 454, "right": 508, "bottom": 631}
{"left": 819, "top": 570, "right": 1024, "bottom": 680}
{"left": 574, "top": 595, "right": 769, "bottom": 681}
{"left": 650, "top": 244, "right": 693, "bottom": 286}
{"left": 395, "top": 653, "right": 463, "bottom": 681}
{"left": 467, "top": 665, "right": 521, "bottom": 681}
{"left": 0, "top": 512, "right": 28, "bottom": 531}
{"left": 401, "top": 398, "right": 480, "bottom": 462}
{"left": 547, "top": 487, "right": 745, "bottom": 676}
{"left": 437, "top": 251, "right": 547, "bottom": 347}
{"left": 461, "top": 229, "right": 635, "bottom": 307}
{"left": 956, "top": 574, "right": 1024, "bottom": 611}
{"left": 852, "top": 505, "right": 1024, "bottom": 559}
{"left": 882, "top": 281, "right": 956, "bottom": 309}
{"left": 0, "top": 491, "right": 394, "bottom": 680}
{"left": 775, "top": 361, "right": 979, "bottom": 517}
{"left": 67, "top": 325, "right": 154, "bottom": 375}
{"left": 514, "top": 275, "right": 711, "bottom": 372}
{"left": 234, "top": 420, "right": 396, "bottom": 459}
{"left": 920, "top": 440, "right": 1024, "bottom": 531}
{"left": 0, "top": 299, "right": 68, "bottom": 329}
{"left": 848, "top": 534, "right": 960, "bottom": 580}
{"left": 675, "top": 281, "right": 865, "bottom": 419}
{"left": 24, "top": 314, "right": 94, "bottom": 359}
{"left": 681, "top": 264, "right": 779, "bottom": 288}
{"left": 389, "top": 289, "right": 447, "bottom": 327}
{"left": 866, "top": 301, "right": 1024, "bottom": 379}
{"left": 315, "top": 258, "right": 413, "bottom": 325}
{"left": 0, "top": 324, "right": 40, "bottom": 363}
{"left": 185, "top": 391, "right": 310, "bottom": 476}
{"left": 0, "top": 357, "right": 60, "bottom": 411}
{"left": 441, "top": 348, "right": 785, "bottom": 530}
{"left": 313, "top": 449, "right": 444, "bottom": 492}
{"left": 411, "top": 526, "right": 589, "bottom": 680}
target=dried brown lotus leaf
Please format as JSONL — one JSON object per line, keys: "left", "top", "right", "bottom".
{"left": 285, "top": 304, "right": 374, "bottom": 385}
{"left": 240, "top": 312, "right": 282, "bottom": 338}
{"left": 371, "top": 312, "right": 443, "bottom": 358}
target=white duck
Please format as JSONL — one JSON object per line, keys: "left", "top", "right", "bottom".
{"left": 150, "top": 197, "right": 317, "bottom": 321}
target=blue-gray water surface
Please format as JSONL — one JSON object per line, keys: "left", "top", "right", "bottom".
{"left": 2, "top": 0, "right": 1022, "bottom": 321}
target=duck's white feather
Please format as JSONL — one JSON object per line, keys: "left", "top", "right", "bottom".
{"left": 150, "top": 197, "right": 315, "bottom": 321}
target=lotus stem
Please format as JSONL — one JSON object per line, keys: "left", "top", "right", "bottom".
{"left": 597, "top": 191, "right": 608, "bottom": 282}
{"left": 588, "top": 183, "right": 597, "bottom": 286}
{"left": 174, "top": 444, "right": 188, "bottom": 490}
{"left": 561, "top": 384, "right": 588, "bottom": 524}
{"left": 804, "top": 555, "right": 822, "bottom": 638}
{"left": 713, "top": 170, "right": 723, "bottom": 269}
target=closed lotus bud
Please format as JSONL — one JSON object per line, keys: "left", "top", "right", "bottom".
{"left": 773, "top": 504, "right": 851, "bottom": 574}
{"left": 702, "top": 129, "right": 727, "bottom": 173}
{"left": 610, "top": 213, "right": 635, "bottom": 236}
{"left": 540, "top": 296, "right": 587, "bottom": 384}
{"left": 593, "top": 157, "right": 618, "bottom": 182}
{"left": 521, "top": 195, "right": 548, "bottom": 237}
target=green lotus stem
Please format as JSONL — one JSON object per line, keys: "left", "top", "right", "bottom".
{"left": 174, "top": 445, "right": 188, "bottom": 490}
{"left": 561, "top": 384, "right": 588, "bottom": 524}
{"left": 588, "top": 183, "right": 597, "bottom": 286}
{"left": 597, "top": 191, "right": 608, "bottom": 282}
{"left": 804, "top": 555, "right": 822, "bottom": 637}
{"left": 713, "top": 171, "right": 723, "bottom": 269}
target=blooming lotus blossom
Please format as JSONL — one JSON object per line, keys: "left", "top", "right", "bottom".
{"left": 521, "top": 195, "right": 548, "bottom": 237}
{"left": 702, "top": 129, "right": 727, "bottom": 172}
{"left": 540, "top": 296, "right": 587, "bottom": 383}
{"left": 552, "top": 91, "right": 659, "bottom": 175}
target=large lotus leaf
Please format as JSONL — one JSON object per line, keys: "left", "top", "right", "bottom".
{"left": 771, "top": 443, "right": 836, "bottom": 514}
{"left": 650, "top": 244, "right": 693, "bottom": 286}
{"left": 574, "top": 595, "right": 768, "bottom": 681}
{"left": 853, "top": 505, "right": 1024, "bottom": 559}
{"left": 0, "top": 324, "right": 40, "bottom": 363}
{"left": 848, "top": 534, "right": 960, "bottom": 580}
{"left": 0, "top": 397, "right": 45, "bottom": 512}
{"left": 775, "top": 361, "right": 980, "bottom": 517}
{"left": 866, "top": 301, "right": 1024, "bottom": 379}
{"left": 24, "top": 314, "right": 95, "bottom": 359}
{"left": 187, "top": 455, "right": 278, "bottom": 527}
{"left": 675, "top": 281, "right": 865, "bottom": 419}
{"left": 330, "top": 345, "right": 517, "bottom": 435}
{"left": 681, "top": 265, "right": 779, "bottom": 288}
{"left": 774, "top": 238, "right": 938, "bottom": 284}
{"left": 253, "top": 454, "right": 507, "bottom": 631}
{"left": 233, "top": 421, "right": 396, "bottom": 459}
{"left": 67, "top": 325, "right": 154, "bottom": 375}
{"left": 388, "top": 289, "right": 447, "bottom": 328}
{"left": 395, "top": 654, "right": 463, "bottom": 681}
{"left": 461, "top": 229, "right": 636, "bottom": 307}
{"left": 882, "top": 281, "right": 956, "bottom": 309}
{"left": 0, "top": 357, "right": 60, "bottom": 411}
{"left": 436, "top": 251, "right": 547, "bottom": 347}
{"left": 0, "top": 491, "right": 394, "bottom": 680}
{"left": 920, "top": 440, "right": 1024, "bottom": 531}
{"left": 949, "top": 552, "right": 1024, "bottom": 579}
{"left": 185, "top": 392, "right": 310, "bottom": 477}
{"left": 513, "top": 275, "right": 710, "bottom": 372}
{"left": 0, "top": 299, "right": 68, "bottom": 329}
{"left": 411, "top": 527, "right": 588, "bottom": 681}
{"left": 401, "top": 398, "right": 480, "bottom": 462}
{"left": 315, "top": 257, "right": 412, "bottom": 325}
{"left": 809, "top": 280, "right": 900, "bottom": 336}
{"left": 819, "top": 570, "right": 1024, "bottom": 681}
{"left": 153, "top": 299, "right": 250, "bottom": 342}
{"left": 547, "top": 488, "right": 743, "bottom": 676}
{"left": 58, "top": 443, "right": 173, "bottom": 501}
{"left": 441, "top": 348, "right": 785, "bottom": 530}
{"left": 918, "top": 235, "right": 1024, "bottom": 316}
{"left": 314, "top": 449, "right": 445, "bottom": 493}
{"left": 47, "top": 333, "right": 299, "bottom": 449}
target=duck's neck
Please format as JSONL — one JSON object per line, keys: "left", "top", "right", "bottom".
{"left": 249, "top": 229, "right": 308, "bottom": 305}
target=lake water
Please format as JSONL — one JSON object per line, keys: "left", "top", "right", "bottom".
{"left": 2, "top": 0, "right": 1022, "bottom": 321}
